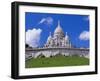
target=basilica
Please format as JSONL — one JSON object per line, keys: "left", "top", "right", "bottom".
{"left": 25, "top": 21, "right": 89, "bottom": 60}
{"left": 45, "top": 21, "right": 72, "bottom": 48}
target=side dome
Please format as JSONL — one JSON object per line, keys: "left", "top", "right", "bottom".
{"left": 47, "top": 32, "right": 52, "bottom": 41}
{"left": 65, "top": 32, "right": 69, "bottom": 41}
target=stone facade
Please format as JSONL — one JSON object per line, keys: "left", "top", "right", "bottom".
{"left": 26, "top": 47, "right": 89, "bottom": 60}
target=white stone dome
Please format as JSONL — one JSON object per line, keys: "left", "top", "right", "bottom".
{"left": 47, "top": 32, "right": 52, "bottom": 41}
{"left": 65, "top": 32, "right": 69, "bottom": 41}
{"left": 65, "top": 32, "right": 69, "bottom": 40}
{"left": 54, "top": 21, "right": 64, "bottom": 35}
{"left": 47, "top": 36, "right": 52, "bottom": 41}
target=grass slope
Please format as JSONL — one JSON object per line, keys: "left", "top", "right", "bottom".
{"left": 25, "top": 55, "right": 89, "bottom": 68}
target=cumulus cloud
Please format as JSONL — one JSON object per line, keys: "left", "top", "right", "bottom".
{"left": 79, "top": 31, "right": 89, "bottom": 40}
{"left": 26, "top": 28, "right": 42, "bottom": 47}
{"left": 38, "top": 17, "right": 53, "bottom": 25}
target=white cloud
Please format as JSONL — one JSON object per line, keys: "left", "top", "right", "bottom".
{"left": 39, "top": 18, "right": 46, "bottom": 24}
{"left": 79, "top": 31, "right": 89, "bottom": 40}
{"left": 38, "top": 17, "right": 53, "bottom": 25}
{"left": 26, "top": 28, "right": 42, "bottom": 47}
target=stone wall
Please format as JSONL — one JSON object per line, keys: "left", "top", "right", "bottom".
{"left": 25, "top": 47, "right": 89, "bottom": 60}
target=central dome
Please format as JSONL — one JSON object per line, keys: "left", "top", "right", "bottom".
{"left": 54, "top": 21, "right": 64, "bottom": 35}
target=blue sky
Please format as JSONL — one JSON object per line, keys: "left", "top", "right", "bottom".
{"left": 25, "top": 12, "right": 89, "bottom": 48}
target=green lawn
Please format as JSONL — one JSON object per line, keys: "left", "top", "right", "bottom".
{"left": 25, "top": 55, "right": 89, "bottom": 68}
